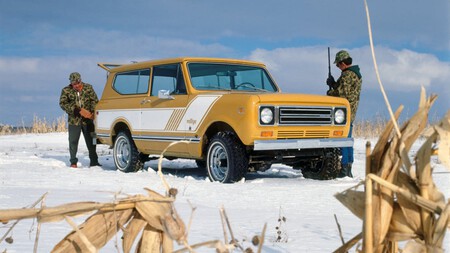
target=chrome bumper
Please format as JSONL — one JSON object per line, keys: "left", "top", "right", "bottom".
{"left": 253, "top": 138, "right": 354, "bottom": 151}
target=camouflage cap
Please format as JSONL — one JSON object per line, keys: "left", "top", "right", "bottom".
{"left": 334, "top": 50, "right": 351, "bottom": 64}
{"left": 69, "top": 72, "right": 81, "bottom": 82}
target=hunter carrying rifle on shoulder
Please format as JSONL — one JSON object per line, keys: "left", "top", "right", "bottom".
{"left": 325, "top": 49, "right": 362, "bottom": 178}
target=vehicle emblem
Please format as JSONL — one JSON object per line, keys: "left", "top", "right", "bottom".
{"left": 187, "top": 118, "right": 197, "bottom": 125}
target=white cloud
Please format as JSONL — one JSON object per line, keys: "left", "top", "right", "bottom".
{"left": 0, "top": 57, "right": 103, "bottom": 92}
{"left": 0, "top": 58, "right": 41, "bottom": 74}
{"left": 248, "top": 47, "right": 329, "bottom": 94}
{"left": 1, "top": 45, "right": 449, "bottom": 125}
{"left": 358, "top": 47, "right": 450, "bottom": 90}
{"left": 249, "top": 46, "right": 450, "bottom": 94}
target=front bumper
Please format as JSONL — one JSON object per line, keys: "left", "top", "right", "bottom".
{"left": 253, "top": 138, "right": 354, "bottom": 151}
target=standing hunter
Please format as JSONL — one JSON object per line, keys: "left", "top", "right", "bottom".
{"left": 59, "top": 72, "right": 101, "bottom": 168}
{"left": 326, "top": 50, "right": 362, "bottom": 178}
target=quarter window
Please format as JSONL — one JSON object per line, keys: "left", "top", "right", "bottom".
{"left": 113, "top": 69, "right": 150, "bottom": 95}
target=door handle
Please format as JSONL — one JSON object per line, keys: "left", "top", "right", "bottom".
{"left": 140, "top": 98, "right": 151, "bottom": 105}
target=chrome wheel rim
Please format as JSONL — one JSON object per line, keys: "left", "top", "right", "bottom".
{"left": 208, "top": 142, "right": 229, "bottom": 182}
{"left": 114, "top": 136, "right": 130, "bottom": 170}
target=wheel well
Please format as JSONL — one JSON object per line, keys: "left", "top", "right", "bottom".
{"left": 201, "top": 122, "right": 236, "bottom": 157}
{"left": 112, "top": 122, "right": 130, "bottom": 143}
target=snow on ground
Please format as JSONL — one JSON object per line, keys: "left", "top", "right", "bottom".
{"left": 0, "top": 133, "right": 448, "bottom": 252}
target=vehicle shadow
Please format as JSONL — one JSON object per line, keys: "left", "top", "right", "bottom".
{"left": 145, "top": 160, "right": 303, "bottom": 182}
{"left": 245, "top": 168, "right": 303, "bottom": 180}
{"left": 51, "top": 154, "right": 304, "bottom": 182}
{"left": 146, "top": 165, "right": 208, "bottom": 180}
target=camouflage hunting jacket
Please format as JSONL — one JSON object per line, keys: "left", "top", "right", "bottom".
{"left": 327, "top": 65, "right": 362, "bottom": 123}
{"left": 59, "top": 83, "right": 99, "bottom": 126}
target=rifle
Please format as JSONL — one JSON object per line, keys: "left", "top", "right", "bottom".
{"left": 327, "top": 47, "right": 332, "bottom": 91}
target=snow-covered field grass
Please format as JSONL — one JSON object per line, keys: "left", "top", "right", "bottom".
{"left": 0, "top": 133, "right": 448, "bottom": 252}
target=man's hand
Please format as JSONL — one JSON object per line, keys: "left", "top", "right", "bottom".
{"left": 326, "top": 75, "right": 336, "bottom": 87}
{"left": 74, "top": 107, "right": 81, "bottom": 117}
{"left": 80, "top": 108, "right": 94, "bottom": 119}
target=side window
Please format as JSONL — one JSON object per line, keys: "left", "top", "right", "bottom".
{"left": 151, "top": 64, "right": 186, "bottom": 96}
{"left": 113, "top": 69, "right": 150, "bottom": 95}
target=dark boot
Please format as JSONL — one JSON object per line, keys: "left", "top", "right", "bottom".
{"left": 90, "top": 160, "right": 102, "bottom": 167}
{"left": 337, "top": 164, "right": 348, "bottom": 178}
{"left": 346, "top": 163, "right": 353, "bottom": 178}
{"left": 337, "top": 164, "right": 353, "bottom": 178}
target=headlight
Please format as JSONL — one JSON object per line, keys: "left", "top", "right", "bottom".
{"left": 334, "top": 108, "right": 346, "bottom": 124}
{"left": 260, "top": 107, "right": 274, "bottom": 125}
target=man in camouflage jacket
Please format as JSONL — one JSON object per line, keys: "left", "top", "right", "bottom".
{"left": 59, "top": 72, "right": 100, "bottom": 168}
{"left": 326, "top": 50, "right": 362, "bottom": 178}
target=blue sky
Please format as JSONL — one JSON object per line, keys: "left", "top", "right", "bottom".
{"left": 1, "top": 0, "right": 449, "bottom": 126}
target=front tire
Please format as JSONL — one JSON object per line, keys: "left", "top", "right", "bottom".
{"left": 206, "top": 132, "right": 248, "bottom": 183}
{"left": 113, "top": 131, "right": 144, "bottom": 172}
{"left": 300, "top": 148, "right": 341, "bottom": 180}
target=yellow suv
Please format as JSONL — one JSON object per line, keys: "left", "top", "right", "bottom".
{"left": 95, "top": 57, "right": 353, "bottom": 183}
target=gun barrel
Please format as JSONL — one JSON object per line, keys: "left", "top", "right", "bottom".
{"left": 327, "top": 47, "right": 331, "bottom": 77}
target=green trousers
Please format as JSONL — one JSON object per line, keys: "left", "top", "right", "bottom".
{"left": 68, "top": 120, "right": 98, "bottom": 165}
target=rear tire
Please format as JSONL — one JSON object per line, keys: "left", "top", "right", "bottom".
{"left": 206, "top": 132, "right": 248, "bottom": 183}
{"left": 113, "top": 131, "right": 144, "bottom": 172}
{"left": 300, "top": 148, "right": 341, "bottom": 180}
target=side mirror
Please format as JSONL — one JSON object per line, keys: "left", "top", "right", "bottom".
{"left": 158, "top": 90, "right": 174, "bottom": 100}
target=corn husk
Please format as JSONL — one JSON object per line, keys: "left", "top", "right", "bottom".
{"left": 122, "top": 213, "right": 147, "bottom": 253}
{"left": 137, "top": 224, "right": 163, "bottom": 253}
{"left": 52, "top": 209, "right": 133, "bottom": 252}
{"left": 335, "top": 89, "right": 449, "bottom": 253}
{"left": 334, "top": 188, "right": 365, "bottom": 220}
{"left": 395, "top": 171, "right": 422, "bottom": 233}
{"left": 434, "top": 111, "right": 450, "bottom": 168}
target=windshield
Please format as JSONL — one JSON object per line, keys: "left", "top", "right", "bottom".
{"left": 188, "top": 63, "right": 278, "bottom": 92}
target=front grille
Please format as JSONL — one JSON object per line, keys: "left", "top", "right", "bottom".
{"left": 304, "top": 130, "right": 330, "bottom": 137}
{"left": 277, "top": 130, "right": 305, "bottom": 138}
{"left": 277, "top": 130, "right": 330, "bottom": 138}
{"left": 278, "top": 107, "right": 332, "bottom": 125}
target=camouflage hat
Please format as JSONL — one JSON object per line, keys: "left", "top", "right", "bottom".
{"left": 69, "top": 72, "right": 81, "bottom": 82}
{"left": 334, "top": 50, "right": 351, "bottom": 64}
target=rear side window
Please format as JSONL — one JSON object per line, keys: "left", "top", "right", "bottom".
{"left": 151, "top": 64, "right": 186, "bottom": 96}
{"left": 113, "top": 69, "right": 150, "bottom": 95}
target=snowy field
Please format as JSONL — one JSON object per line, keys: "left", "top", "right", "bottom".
{"left": 0, "top": 133, "right": 448, "bottom": 252}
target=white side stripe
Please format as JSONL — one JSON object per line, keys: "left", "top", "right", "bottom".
{"left": 178, "top": 95, "right": 221, "bottom": 131}
{"left": 96, "top": 95, "right": 221, "bottom": 133}
{"left": 140, "top": 109, "right": 175, "bottom": 131}
{"left": 97, "top": 109, "right": 140, "bottom": 130}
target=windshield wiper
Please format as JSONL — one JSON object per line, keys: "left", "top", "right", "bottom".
{"left": 235, "top": 83, "right": 270, "bottom": 92}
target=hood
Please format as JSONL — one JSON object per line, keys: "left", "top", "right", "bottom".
{"left": 345, "top": 65, "right": 362, "bottom": 79}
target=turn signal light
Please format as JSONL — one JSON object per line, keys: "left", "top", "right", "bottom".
{"left": 333, "top": 130, "right": 344, "bottom": 137}
{"left": 260, "top": 131, "right": 273, "bottom": 137}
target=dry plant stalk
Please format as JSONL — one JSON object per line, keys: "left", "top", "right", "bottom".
{"left": 334, "top": 89, "right": 449, "bottom": 253}
{"left": 0, "top": 139, "right": 267, "bottom": 252}
{"left": 334, "top": 1, "right": 450, "bottom": 251}
{"left": 0, "top": 193, "right": 179, "bottom": 253}
{"left": 0, "top": 192, "right": 48, "bottom": 245}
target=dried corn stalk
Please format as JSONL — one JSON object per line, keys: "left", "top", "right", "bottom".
{"left": 335, "top": 90, "right": 449, "bottom": 253}
{"left": 0, "top": 139, "right": 263, "bottom": 252}
{"left": 0, "top": 190, "right": 184, "bottom": 252}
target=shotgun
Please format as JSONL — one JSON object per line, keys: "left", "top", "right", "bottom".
{"left": 327, "top": 47, "right": 332, "bottom": 91}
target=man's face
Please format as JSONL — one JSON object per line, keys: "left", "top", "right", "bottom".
{"left": 336, "top": 62, "right": 346, "bottom": 71}
{"left": 71, "top": 79, "right": 82, "bottom": 90}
